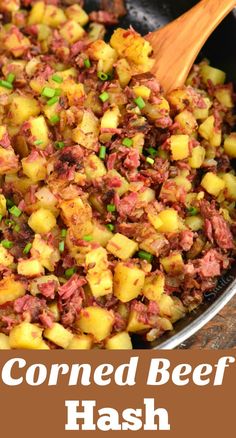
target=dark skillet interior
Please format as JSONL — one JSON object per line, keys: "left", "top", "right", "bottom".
{"left": 84, "top": 0, "right": 236, "bottom": 348}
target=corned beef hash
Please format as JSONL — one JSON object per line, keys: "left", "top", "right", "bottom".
{"left": 0, "top": 0, "right": 235, "bottom": 349}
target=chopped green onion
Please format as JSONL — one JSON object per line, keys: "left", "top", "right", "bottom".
{"left": 59, "top": 241, "right": 65, "bottom": 252}
{"left": 0, "top": 80, "right": 13, "bottom": 89}
{"left": 14, "top": 224, "right": 20, "bottom": 232}
{"left": 138, "top": 250, "right": 153, "bottom": 263}
{"left": 187, "top": 206, "right": 198, "bottom": 216}
{"left": 147, "top": 147, "right": 158, "bottom": 157}
{"left": 54, "top": 88, "right": 62, "bottom": 96}
{"left": 52, "top": 74, "right": 63, "bottom": 83}
{"left": 146, "top": 157, "right": 155, "bottom": 165}
{"left": 0, "top": 214, "right": 2, "bottom": 222}
{"left": 134, "top": 96, "right": 146, "bottom": 110}
{"left": 5, "top": 219, "right": 14, "bottom": 226}
{"left": 107, "top": 204, "right": 116, "bottom": 213}
{"left": 65, "top": 267, "right": 76, "bottom": 279}
{"left": 122, "top": 138, "right": 133, "bottom": 147}
{"left": 98, "top": 71, "right": 108, "bottom": 81}
{"left": 1, "top": 240, "right": 13, "bottom": 249}
{"left": 23, "top": 243, "right": 32, "bottom": 254}
{"left": 7, "top": 73, "right": 15, "bottom": 84}
{"left": 47, "top": 96, "right": 59, "bottom": 106}
{"left": 99, "top": 145, "right": 106, "bottom": 160}
{"left": 34, "top": 139, "right": 43, "bottom": 145}
{"left": 106, "top": 223, "right": 114, "bottom": 232}
{"left": 84, "top": 59, "right": 91, "bottom": 69}
{"left": 55, "top": 141, "right": 65, "bottom": 149}
{"left": 9, "top": 205, "right": 22, "bottom": 217}
{"left": 6, "top": 198, "right": 14, "bottom": 208}
{"left": 41, "top": 87, "right": 56, "bottom": 98}
{"left": 50, "top": 115, "right": 60, "bottom": 124}
{"left": 99, "top": 91, "right": 109, "bottom": 102}
{"left": 83, "top": 235, "right": 93, "bottom": 242}
{"left": 61, "top": 228, "right": 67, "bottom": 238}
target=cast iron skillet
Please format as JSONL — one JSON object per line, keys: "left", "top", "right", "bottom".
{"left": 84, "top": 0, "right": 236, "bottom": 349}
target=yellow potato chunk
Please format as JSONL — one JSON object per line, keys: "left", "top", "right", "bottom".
{"left": 44, "top": 323, "right": 73, "bottom": 348}
{"left": 0, "top": 333, "right": 11, "bottom": 350}
{"left": 72, "top": 110, "right": 99, "bottom": 150}
{"left": 42, "top": 5, "right": 67, "bottom": 27}
{"left": 158, "top": 294, "right": 176, "bottom": 318}
{"left": 0, "top": 244, "right": 14, "bottom": 267}
{"left": 147, "top": 213, "right": 163, "bottom": 231}
{"left": 170, "top": 135, "right": 190, "bottom": 160}
{"left": 201, "top": 172, "right": 225, "bottom": 197}
{"left": 133, "top": 85, "right": 151, "bottom": 99}
{"left": 4, "top": 31, "right": 30, "bottom": 57}
{"left": 161, "top": 252, "right": 184, "bottom": 274}
{"left": 200, "top": 64, "right": 226, "bottom": 86}
{"left": 29, "top": 116, "right": 49, "bottom": 149}
{"left": 142, "top": 273, "right": 165, "bottom": 302}
{"left": 17, "top": 258, "right": 44, "bottom": 277}
{"left": 116, "top": 58, "right": 132, "bottom": 88}
{"left": 175, "top": 110, "right": 197, "bottom": 135}
{"left": 221, "top": 173, "right": 236, "bottom": 200}
{"left": 0, "top": 276, "right": 26, "bottom": 305}
{"left": 214, "top": 87, "right": 233, "bottom": 108}
{"left": 0, "top": 194, "right": 7, "bottom": 216}
{"left": 0, "top": 0, "right": 20, "bottom": 12}
{"left": 85, "top": 247, "right": 113, "bottom": 297}
{"left": 28, "top": 208, "right": 56, "bottom": 234}
{"left": 59, "top": 197, "right": 93, "bottom": 239}
{"left": 106, "top": 170, "right": 129, "bottom": 196}
{"left": 28, "top": 1, "right": 45, "bottom": 25}
{"left": 157, "top": 209, "right": 179, "bottom": 233}
{"left": 107, "top": 233, "right": 138, "bottom": 260}
{"left": 85, "top": 154, "right": 107, "bottom": 180}
{"left": 127, "top": 310, "right": 150, "bottom": 333}
{"left": 114, "top": 262, "right": 145, "bottom": 303}
{"left": 0, "top": 146, "right": 19, "bottom": 175}
{"left": 60, "top": 20, "right": 85, "bottom": 44}
{"left": 9, "top": 322, "right": 49, "bottom": 349}
{"left": 101, "top": 105, "right": 120, "bottom": 130}
{"left": 189, "top": 145, "right": 205, "bottom": 169}
{"left": 92, "top": 221, "right": 113, "bottom": 247}
{"left": 32, "top": 235, "right": 60, "bottom": 271}
{"left": 10, "top": 95, "right": 40, "bottom": 125}
{"left": 105, "top": 332, "right": 133, "bottom": 350}
{"left": 88, "top": 40, "right": 117, "bottom": 73}
{"left": 185, "top": 215, "right": 204, "bottom": 231}
{"left": 67, "top": 334, "right": 93, "bottom": 350}
{"left": 76, "top": 306, "right": 114, "bottom": 341}
{"left": 65, "top": 4, "right": 89, "bottom": 26}
{"left": 224, "top": 133, "right": 236, "bottom": 158}
{"left": 193, "top": 97, "right": 212, "bottom": 120}
{"left": 22, "top": 154, "right": 47, "bottom": 182}
{"left": 199, "top": 115, "right": 221, "bottom": 147}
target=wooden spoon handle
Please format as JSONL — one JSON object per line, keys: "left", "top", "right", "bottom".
{"left": 146, "top": 0, "right": 236, "bottom": 92}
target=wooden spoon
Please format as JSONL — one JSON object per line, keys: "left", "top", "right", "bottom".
{"left": 146, "top": 0, "right": 236, "bottom": 93}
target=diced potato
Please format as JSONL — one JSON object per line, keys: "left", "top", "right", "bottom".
{"left": 138, "top": 187, "right": 155, "bottom": 203}
{"left": 29, "top": 275, "right": 59, "bottom": 296}
{"left": 48, "top": 301, "right": 60, "bottom": 322}
{"left": 85, "top": 247, "right": 113, "bottom": 298}
{"left": 60, "top": 20, "right": 85, "bottom": 44}
{"left": 17, "top": 258, "right": 44, "bottom": 277}
{"left": 110, "top": 28, "right": 154, "bottom": 74}
{"left": 173, "top": 175, "right": 192, "bottom": 192}
{"left": 185, "top": 215, "right": 204, "bottom": 231}
{"left": 67, "top": 334, "right": 93, "bottom": 350}
{"left": 201, "top": 172, "right": 225, "bottom": 197}
{"left": 10, "top": 95, "right": 40, "bottom": 125}
{"left": 88, "top": 40, "right": 117, "bottom": 73}
{"left": 199, "top": 115, "right": 221, "bottom": 147}
{"left": 0, "top": 244, "right": 14, "bottom": 267}
{"left": 106, "top": 170, "right": 129, "bottom": 196}
{"left": 170, "top": 135, "right": 190, "bottom": 160}
{"left": 101, "top": 105, "right": 120, "bottom": 130}
{"left": 35, "top": 186, "right": 58, "bottom": 215}
{"left": 0, "top": 276, "right": 26, "bottom": 305}
{"left": 167, "top": 88, "right": 191, "bottom": 112}
{"left": 107, "top": 233, "right": 138, "bottom": 260}
{"left": 0, "top": 146, "right": 19, "bottom": 175}
{"left": 59, "top": 197, "right": 93, "bottom": 239}
{"left": 0, "top": 0, "right": 20, "bottom": 12}
{"left": 116, "top": 58, "right": 132, "bottom": 88}
{"left": 161, "top": 252, "right": 184, "bottom": 274}
{"left": 175, "top": 110, "right": 197, "bottom": 135}
{"left": 114, "top": 262, "right": 145, "bottom": 303}
{"left": 193, "top": 97, "right": 212, "bottom": 120}
{"left": 189, "top": 145, "right": 205, "bottom": 168}
{"left": 9, "top": 322, "right": 49, "bottom": 350}
{"left": 5, "top": 174, "right": 32, "bottom": 194}
{"left": 42, "top": 5, "right": 67, "bottom": 27}
{"left": 156, "top": 209, "right": 179, "bottom": 233}
{"left": 224, "top": 133, "right": 236, "bottom": 158}
{"left": 105, "top": 332, "right": 132, "bottom": 350}
{"left": 28, "top": 1, "right": 45, "bottom": 25}
{"left": 221, "top": 173, "right": 236, "bottom": 200}
{"left": 44, "top": 323, "right": 73, "bottom": 348}
{"left": 65, "top": 4, "right": 89, "bottom": 26}
{"left": 4, "top": 30, "right": 30, "bottom": 57}
{"left": 60, "top": 79, "right": 85, "bottom": 106}
{"left": 200, "top": 64, "right": 226, "bottom": 86}
{"left": 132, "top": 132, "right": 145, "bottom": 154}
{"left": 88, "top": 22, "right": 106, "bottom": 42}
{"left": 92, "top": 221, "right": 113, "bottom": 247}
{"left": 72, "top": 110, "right": 99, "bottom": 150}
{"left": 32, "top": 235, "right": 60, "bottom": 271}
{"left": 76, "top": 306, "right": 114, "bottom": 341}
{"left": 0, "top": 333, "right": 11, "bottom": 350}
{"left": 127, "top": 310, "right": 150, "bottom": 332}
{"left": 158, "top": 294, "right": 176, "bottom": 317}
{"left": 29, "top": 116, "right": 49, "bottom": 149}
{"left": 85, "top": 154, "right": 107, "bottom": 180}
{"left": 22, "top": 153, "right": 47, "bottom": 182}
{"left": 0, "top": 194, "right": 7, "bottom": 216}
{"left": 28, "top": 208, "right": 56, "bottom": 234}
{"left": 133, "top": 85, "right": 151, "bottom": 99}
{"left": 142, "top": 272, "right": 165, "bottom": 302}
{"left": 214, "top": 87, "right": 233, "bottom": 108}
{"left": 147, "top": 213, "right": 163, "bottom": 231}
